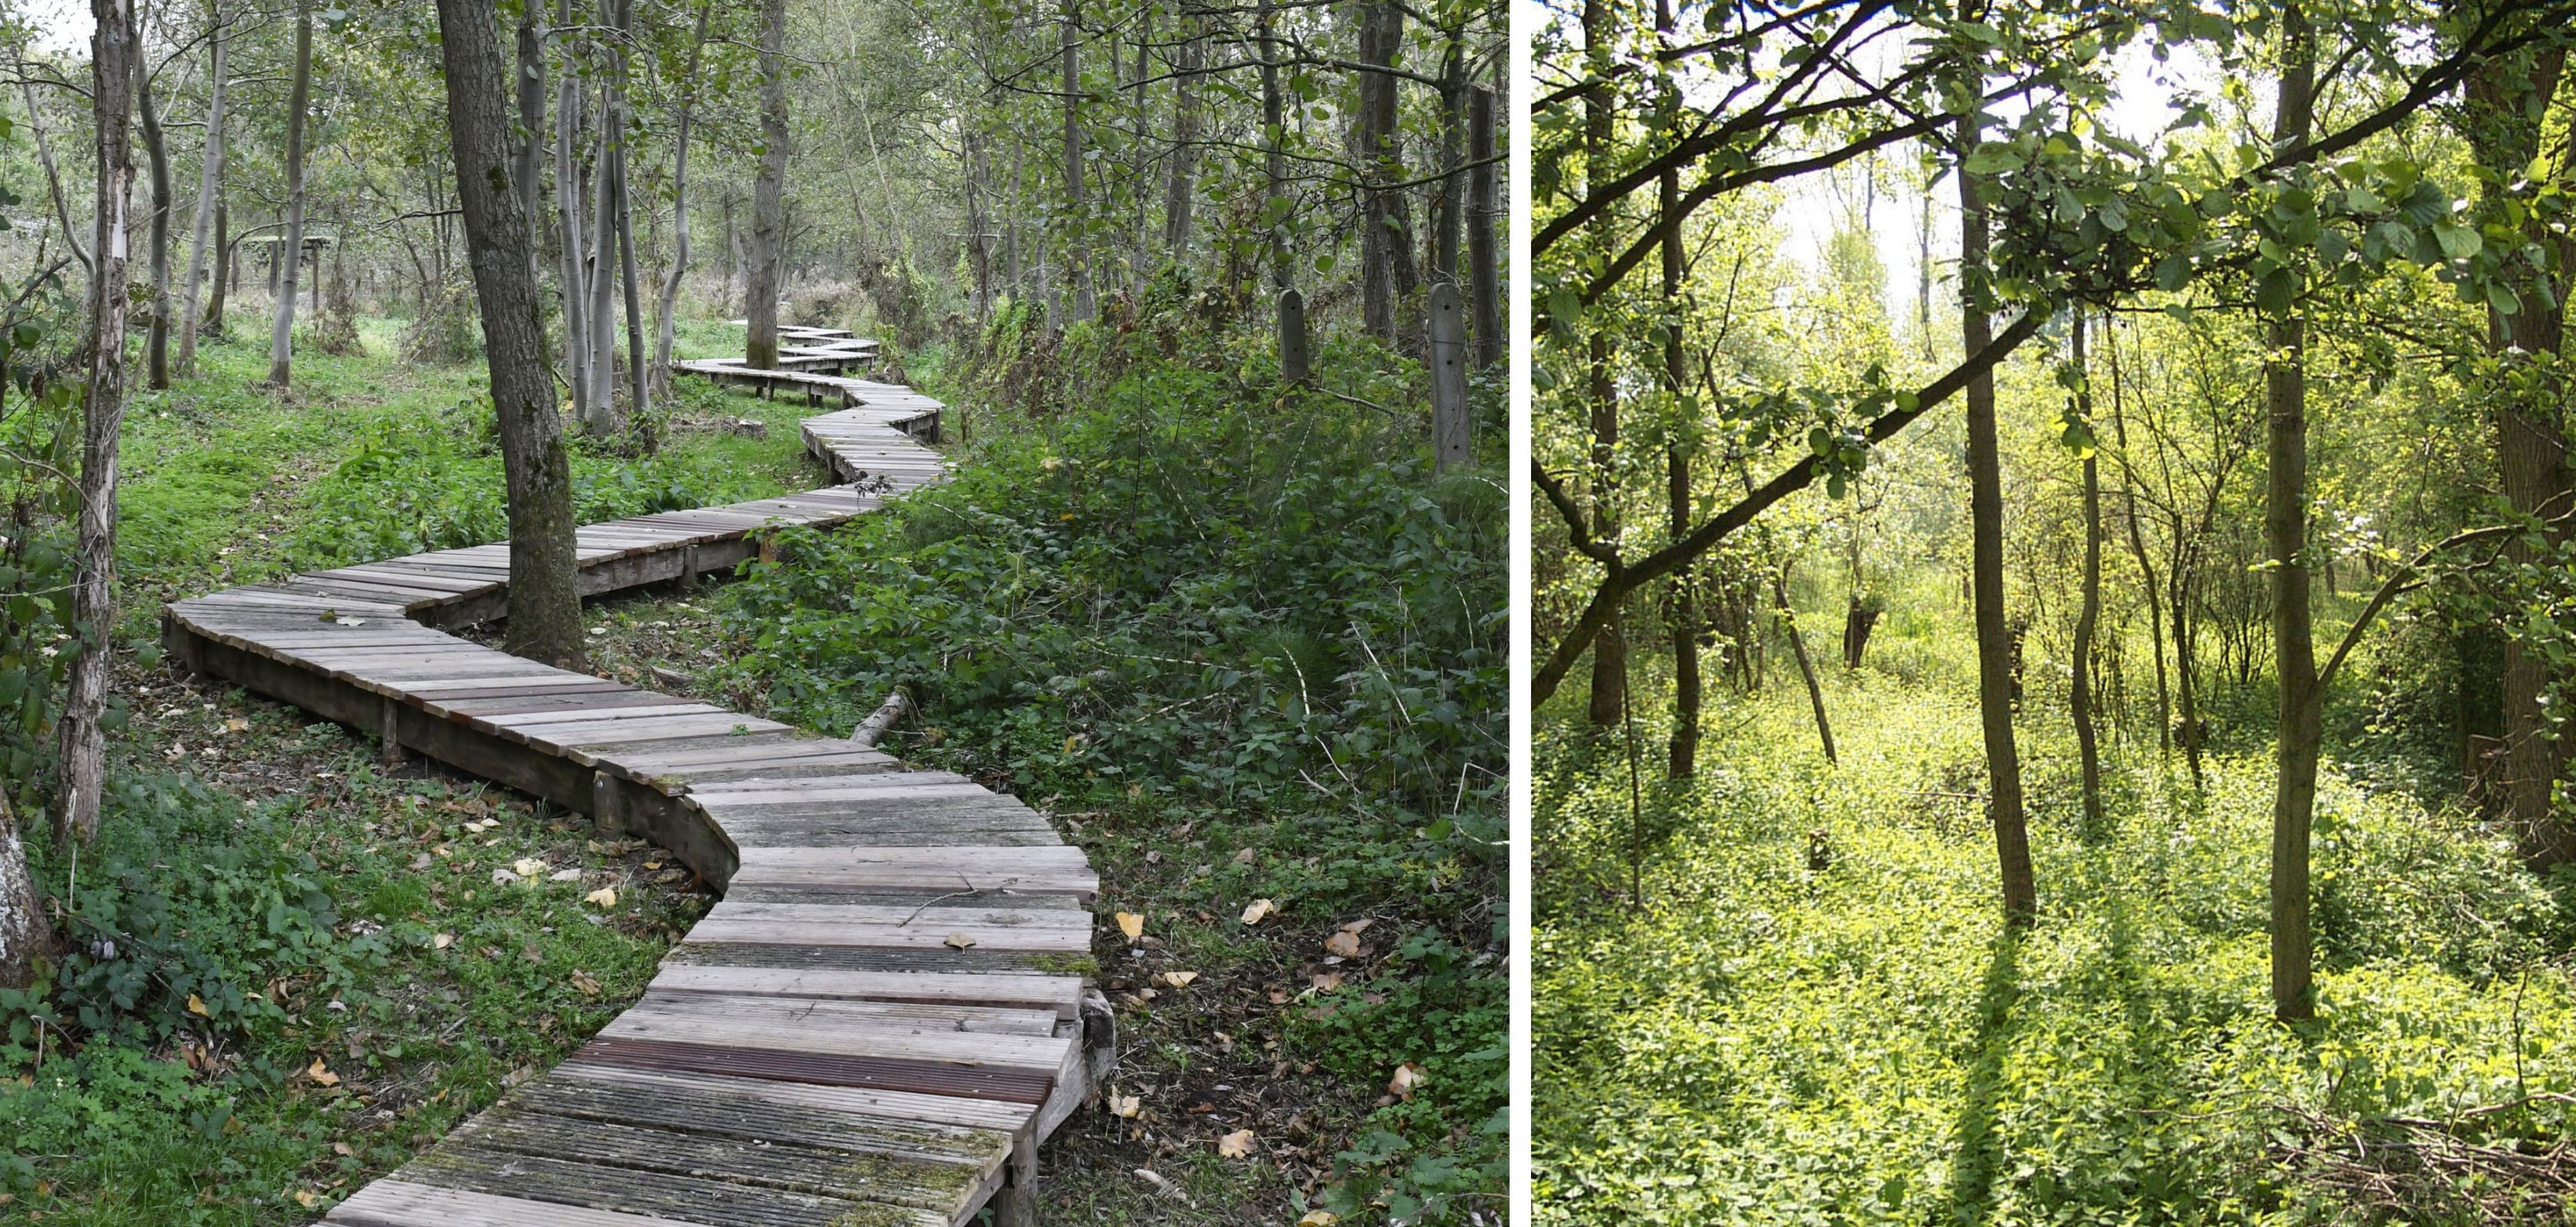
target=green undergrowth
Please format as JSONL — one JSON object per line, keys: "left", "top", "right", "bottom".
{"left": 1534, "top": 614, "right": 2576, "bottom": 1226}
{"left": 705, "top": 308, "right": 1507, "bottom": 1225}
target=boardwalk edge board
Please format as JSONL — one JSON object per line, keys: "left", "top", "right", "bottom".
{"left": 161, "top": 328, "right": 1100, "bottom": 1227}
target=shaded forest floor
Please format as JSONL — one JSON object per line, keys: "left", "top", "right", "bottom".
{"left": 3, "top": 308, "right": 1504, "bottom": 1227}
{"left": 1533, "top": 587, "right": 2576, "bottom": 1225}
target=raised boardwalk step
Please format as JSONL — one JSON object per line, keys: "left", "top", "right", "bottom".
{"left": 161, "top": 336, "right": 1096, "bottom": 1226}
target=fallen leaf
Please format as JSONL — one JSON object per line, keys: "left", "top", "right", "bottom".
{"left": 550, "top": 868, "right": 582, "bottom": 882}
{"left": 1116, "top": 911, "right": 1145, "bottom": 939}
{"left": 1341, "top": 918, "right": 1375, "bottom": 935}
{"left": 1159, "top": 970, "right": 1198, "bottom": 989}
{"left": 294, "top": 1190, "right": 321, "bottom": 1209}
{"left": 1217, "top": 1128, "right": 1255, "bottom": 1159}
{"left": 643, "top": 860, "right": 662, "bottom": 870}
{"left": 1300, "top": 1212, "right": 1339, "bottom": 1226}
{"left": 1134, "top": 1168, "right": 1189, "bottom": 1203}
{"left": 570, "top": 969, "right": 601, "bottom": 995}
{"left": 432, "top": 933, "right": 453, "bottom": 950}
{"left": 186, "top": 992, "right": 209, "bottom": 1018}
{"left": 1323, "top": 930, "right": 1362, "bottom": 958}
{"left": 1240, "top": 898, "right": 1275, "bottom": 925}
{"left": 332, "top": 1142, "right": 353, "bottom": 1156}
{"left": 1232, "top": 847, "right": 1256, "bottom": 864}
{"left": 1110, "top": 1094, "right": 1142, "bottom": 1118}
{"left": 307, "top": 1058, "right": 340, "bottom": 1087}
{"left": 944, "top": 932, "right": 978, "bottom": 949}
{"left": 1311, "top": 971, "right": 1343, "bottom": 992}
{"left": 511, "top": 858, "right": 545, "bottom": 878}
{"left": 584, "top": 887, "right": 618, "bottom": 908}
{"left": 223, "top": 718, "right": 249, "bottom": 734}
{"left": 1388, "top": 1062, "right": 1425, "bottom": 1101}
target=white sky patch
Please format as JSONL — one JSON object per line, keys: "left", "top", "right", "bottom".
{"left": 18, "top": 0, "right": 88, "bottom": 56}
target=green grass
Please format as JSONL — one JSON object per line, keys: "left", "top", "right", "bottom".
{"left": 1, "top": 314, "right": 859, "bottom": 1222}
{"left": 1534, "top": 597, "right": 2576, "bottom": 1226}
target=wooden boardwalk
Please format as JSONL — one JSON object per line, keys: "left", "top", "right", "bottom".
{"left": 162, "top": 328, "right": 1107, "bottom": 1227}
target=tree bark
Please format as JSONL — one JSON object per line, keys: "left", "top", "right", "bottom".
{"left": 745, "top": 0, "right": 789, "bottom": 364}
{"left": 654, "top": 0, "right": 713, "bottom": 390}
{"left": 2461, "top": 46, "right": 2574, "bottom": 868}
{"left": 1429, "top": 41, "right": 1464, "bottom": 286}
{"left": 267, "top": 0, "right": 312, "bottom": 388}
{"left": 1162, "top": 25, "right": 1201, "bottom": 255}
{"left": 2104, "top": 320, "right": 2170, "bottom": 758}
{"left": 2267, "top": 3, "right": 2320, "bottom": 1024}
{"left": 556, "top": 0, "right": 591, "bottom": 422}
{"left": 1059, "top": 0, "right": 1093, "bottom": 323}
{"left": 205, "top": 196, "right": 228, "bottom": 334}
{"left": 1582, "top": 0, "right": 1622, "bottom": 731}
{"left": 1660, "top": 0, "right": 1694, "bottom": 778}
{"left": 1356, "top": 2, "right": 1405, "bottom": 341}
{"left": 1775, "top": 566, "right": 1835, "bottom": 765}
{"left": 435, "top": 0, "right": 588, "bottom": 673}
{"left": 23, "top": 77, "right": 90, "bottom": 275}
{"left": 1259, "top": 0, "right": 1287, "bottom": 293}
{"left": 2072, "top": 314, "right": 2104, "bottom": 840}
{"left": 176, "top": 7, "right": 225, "bottom": 377}
{"left": 56, "top": 0, "right": 136, "bottom": 850}
{"left": 1467, "top": 85, "right": 1499, "bottom": 370}
{"left": 514, "top": 2, "right": 544, "bottom": 285}
{"left": 586, "top": 72, "right": 620, "bottom": 424}
{"left": 136, "top": 47, "right": 173, "bottom": 390}
{"left": 608, "top": 0, "right": 646, "bottom": 429}
{"left": 0, "top": 796, "right": 52, "bottom": 991}
{"left": 1960, "top": 108, "right": 2035, "bottom": 927}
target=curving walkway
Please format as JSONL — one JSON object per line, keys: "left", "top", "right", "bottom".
{"left": 162, "top": 328, "right": 1106, "bottom": 1227}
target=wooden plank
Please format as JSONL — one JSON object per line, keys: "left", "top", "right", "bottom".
{"left": 726, "top": 846, "right": 1095, "bottom": 898}
{"left": 570, "top": 1035, "right": 1061, "bottom": 1102}
{"left": 401, "top": 1144, "right": 945, "bottom": 1227}
{"left": 683, "top": 910, "right": 1089, "bottom": 955}
{"left": 646, "top": 965, "right": 1082, "bottom": 1019}
{"left": 327, "top": 1180, "right": 709, "bottom": 1227}
{"left": 552, "top": 1062, "right": 1033, "bottom": 1135}
{"left": 450, "top": 1110, "right": 990, "bottom": 1212}
{"left": 620, "top": 991, "right": 1060, "bottom": 1038}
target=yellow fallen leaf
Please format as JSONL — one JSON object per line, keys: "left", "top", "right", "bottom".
{"left": 307, "top": 1058, "right": 340, "bottom": 1087}
{"left": 584, "top": 887, "right": 618, "bottom": 908}
{"left": 332, "top": 1142, "right": 353, "bottom": 1156}
{"left": 432, "top": 933, "right": 453, "bottom": 950}
{"left": 294, "top": 1189, "right": 321, "bottom": 1208}
{"left": 512, "top": 858, "right": 546, "bottom": 878}
{"left": 1116, "top": 911, "right": 1145, "bottom": 939}
{"left": 944, "top": 932, "right": 978, "bottom": 949}
{"left": 1388, "top": 1062, "right": 1425, "bottom": 1101}
{"left": 1159, "top": 971, "right": 1198, "bottom": 989}
{"left": 1240, "top": 898, "right": 1274, "bottom": 925}
{"left": 570, "top": 969, "right": 601, "bottom": 995}
{"left": 1324, "top": 930, "right": 1362, "bottom": 958}
{"left": 223, "top": 718, "right": 249, "bottom": 734}
{"left": 1109, "top": 1093, "right": 1142, "bottom": 1118}
{"left": 186, "top": 992, "right": 209, "bottom": 1018}
{"left": 1300, "top": 1212, "right": 1339, "bottom": 1226}
{"left": 1217, "top": 1128, "right": 1255, "bottom": 1159}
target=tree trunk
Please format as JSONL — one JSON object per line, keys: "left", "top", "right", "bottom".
{"left": 24, "top": 77, "right": 90, "bottom": 275}
{"left": 1356, "top": 2, "right": 1405, "bottom": 342}
{"left": 2462, "top": 47, "right": 2575, "bottom": 869}
{"left": 267, "top": 0, "right": 312, "bottom": 388}
{"left": 1429, "top": 42, "right": 1464, "bottom": 286}
{"left": 556, "top": 0, "right": 591, "bottom": 421}
{"left": 2072, "top": 314, "right": 2105, "bottom": 840}
{"left": 1259, "top": 0, "right": 1288, "bottom": 293}
{"left": 176, "top": 8, "right": 225, "bottom": 377}
{"left": 963, "top": 128, "right": 994, "bottom": 317}
{"left": 435, "top": 0, "right": 587, "bottom": 674}
{"left": 1660, "top": 0, "right": 1694, "bottom": 778}
{"left": 0, "top": 796, "right": 53, "bottom": 990}
{"left": 57, "top": 0, "right": 136, "bottom": 850}
{"left": 1059, "top": 0, "right": 1092, "bottom": 323}
{"left": 205, "top": 196, "right": 228, "bottom": 334}
{"left": 514, "top": 3, "right": 544, "bottom": 285}
{"left": 2266, "top": 3, "right": 2320, "bottom": 1025}
{"left": 1582, "top": 0, "right": 1622, "bottom": 732}
{"left": 609, "top": 0, "right": 646, "bottom": 429}
{"left": 586, "top": 73, "right": 620, "bottom": 426}
{"left": 1960, "top": 110, "right": 2035, "bottom": 928}
{"left": 1775, "top": 567, "right": 1835, "bottom": 765}
{"left": 1467, "top": 86, "right": 1499, "bottom": 370}
{"left": 1162, "top": 26, "right": 1201, "bottom": 255}
{"left": 654, "top": 0, "right": 713, "bottom": 390}
{"left": 136, "top": 48, "right": 173, "bottom": 390}
{"left": 2105, "top": 320, "right": 2170, "bottom": 758}
{"left": 745, "top": 0, "right": 788, "bottom": 365}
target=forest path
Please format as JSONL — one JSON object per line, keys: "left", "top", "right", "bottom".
{"left": 160, "top": 328, "right": 1105, "bottom": 1227}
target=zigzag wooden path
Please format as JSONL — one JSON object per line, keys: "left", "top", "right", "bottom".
{"left": 161, "top": 327, "right": 1107, "bottom": 1227}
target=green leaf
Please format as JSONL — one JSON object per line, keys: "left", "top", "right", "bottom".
{"left": 2154, "top": 254, "right": 2191, "bottom": 291}
{"left": 2433, "top": 223, "right": 2482, "bottom": 260}
{"left": 2256, "top": 267, "right": 2298, "bottom": 315}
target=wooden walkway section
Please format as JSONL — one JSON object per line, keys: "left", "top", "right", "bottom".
{"left": 162, "top": 328, "right": 1108, "bottom": 1227}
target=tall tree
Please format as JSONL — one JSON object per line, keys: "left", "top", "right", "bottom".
{"left": 1467, "top": 84, "right": 1499, "bottom": 369}
{"left": 2071, "top": 314, "right": 2104, "bottom": 839}
{"left": 435, "top": 0, "right": 588, "bottom": 673}
{"left": 1163, "top": 23, "right": 1202, "bottom": 255}
{"left": 1658, "top": 0, "right": 1694, "bottom": 778}
{"left": 0, "top": 796, "right": 51, "bottom": 990}
{"left": 176, "top": 3, "right": 225, "bottom": 377}
{"left": 1581, "top": 0, "right": 1623, "bottom": 732}
{"left": 744, "top": 0, "right": 789, "bottom": 367}
{"left": 1960, "top": 108, "right": 2036, "bottom": 928}
{"left": 653, "top": 0, "right": 715, "bottom": 390}
{"left": 134, "top": 40, "right": 172, "bottom": 390}
{"left": 56, "top": 0, "right": 136, "bottom": 849}
{"left": 267, "top": 0, "right": 314, "bottom": 388}
{"left": 2266, "top": 2, "right": 2320, "bottom": 1024}
{"left": 1060, "top": 0, "right": 1092, "bottom": 323}
{"left": 1355, "top": 1, "right": 1408, "bottom": 341}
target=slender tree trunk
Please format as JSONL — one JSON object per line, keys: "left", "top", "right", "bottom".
{"left": 1960, "top": 110, "right": 2036, "bottom": 927}
{"left": 1582, "top": 0, "right": 1622, "bottom": 730}
{"left": 1260, "top": 0, "right": 1287, "bottom": 293}
{"left": 607, "top": 0, "right": 646, "bottom": 428}
{"left": 2105, "top": 322, "right": 2170, "bottom": 758}
{"left": 56, "top": 0, "right": 136, "bottom": 850}
{"left": 205, "top": 196, "right": 228, "bottom": 334}
{"left": 267, "top": 0, "right": 312, "bottom": 387}
{"left": 2267, "top": 3, "right": 2320, "bottom": 1024}
{"left": 555, "top": 0, "right": 591, "bottom": 419}
{"left": 1430, "top": 41, "right": 1464, "bottom": 285}
{"left": 2072, "top": 314, "right": 2104, "bottom": 840}
{"left": 1059, "top": 0, "right": 1093, "bottom": 323}
{"left": 1659, "top": 0, "right": 1694, "bottom": 778}
{"left": 654, "top": 0, "right": 712, "bottom": 390}
{"left": 745, "top": 0, "right": 789, "bottom": 364}
{"left": 514, "top": 2, "right": 544, "bottom": 285}
{"left": 1775, "top": 566, "right": 1835, "bottom": 765}
{"left": 136, "top": 48, "right": 172, "bottom": 390}
{"left": 1467, "top": 85, "right": 1499, "bottom": 370}
{"left": 962, "top": 128, "right": 994, "bottom": 317}
{"left": 1163, "top": 25, "right": 1201, "bottom": 255}
{"left": 176, "top": 9, "right": 225, "bottom": 377}
{"left": 0, "top": 796, "right": 53, "bottom": 990}
{"left": 1356, "top": 2, "right": 1405, "bottom": 341}
{"left": 435, "top": 0, "right": 586, "bottom": 673}
{"left": 24, "top": 78, "right": 90, "bottom": 275}
{"left": 586, "top": 74, "right": 619, "bottom": 424}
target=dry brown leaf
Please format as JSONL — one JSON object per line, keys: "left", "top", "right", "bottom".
{"left": 584, "top": 887, "right": 618, "bottom": 908}
{"left": 1116, "top": 911, "right": 1145, "bottom": 939}
{"left": 223, "top": 718, "right": 250, "bottom": 734}
{"left": 1232, "top": 847, "right": 1257, "bottom": 864}
{"left": 1311, "top": 971, "right": 1344, "bottom": 992}
{"left": 432, "top": 933, "right": 453, "bottom": 950}
{"left": 332, "top": 1142, "right": 353, "bottom": 1156}
{"left": 944, "top": 932, "right": 978, "bottom": 949}
{"left": 1110, "top": 1094, "right": 1142, "bottom": 1118}
{"left": 186, "top": 993, "right": 209, "bottom": 1018}
{"left": 1388, "top": 1062, "right": 1425, "bottom": 1101}
{"left": 1217, "top": 1128, "right": 1255, "bottom": 1159}
{"left": 1299, "top": 1212, "right": 1339, "bottom": 1226}
{"left": 294, "top": 1190, "right": 321, "bottom": 1209}
{"left": 570, "top": 969, "right": 601, "bottom": 996}
{"left": 1323, "top": 930, "right": 1362, "bottom": 958}
{"left": 307, "top": 1058, "right": 340, "bottom": 1087}
{"left": 1240, "top": 897, "right": 1275, "bottom": 925}
{"left": 1159, "top": 971, "right": 1198, "bottom": 989}
{"left": 511, "top": 857, "right": 545, "bottom": 878}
